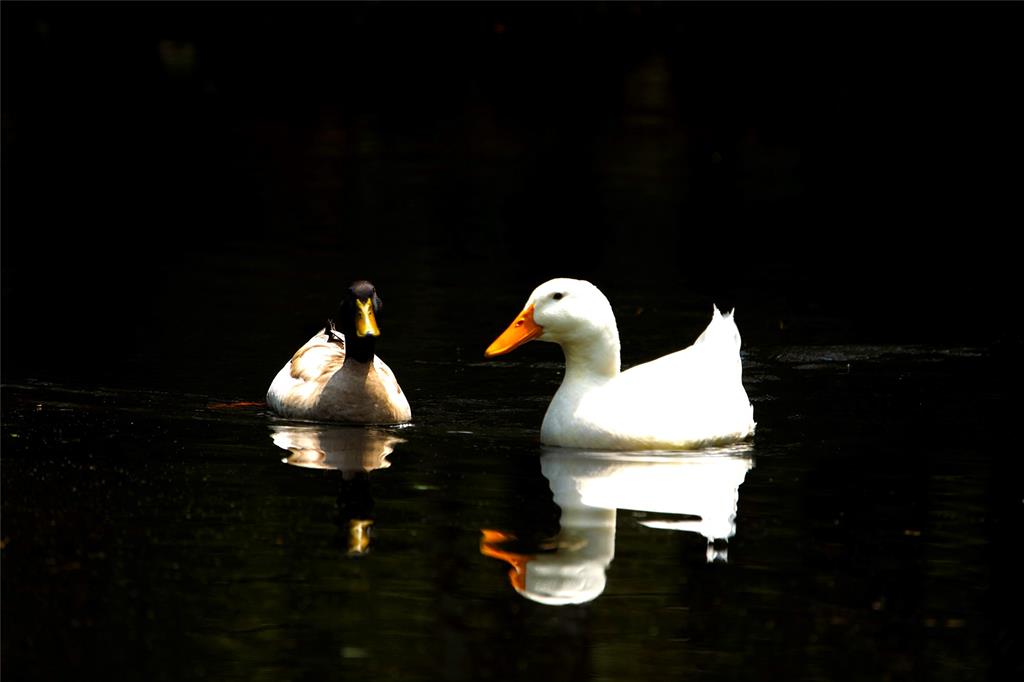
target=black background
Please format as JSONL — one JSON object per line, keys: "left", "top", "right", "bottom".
{"left": 4, "top": 1, "right": 1022, "bottom": 390}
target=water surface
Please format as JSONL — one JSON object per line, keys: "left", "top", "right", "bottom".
{"left": 3, "top": 342, "right": 1013, "bottom": 680}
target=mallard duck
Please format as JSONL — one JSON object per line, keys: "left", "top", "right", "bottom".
{"left": 267, "top": 280, "right": 411, "bottom": 424}
{"left": 484, "top": 278, "right": 754, "bottom": 449}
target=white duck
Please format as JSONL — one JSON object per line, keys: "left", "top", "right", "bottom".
{"left": 267, "top": 280, "right": 411, "bottom": 424}
{"left": 484, "top": 278, "right": 754, "bottom": 450}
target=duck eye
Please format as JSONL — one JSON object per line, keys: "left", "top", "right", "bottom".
{"left": 552, "top": 293, "right": 564, "bottom": 301}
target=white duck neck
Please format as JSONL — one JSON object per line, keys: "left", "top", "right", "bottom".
{"left": 560, "top": 325, "right": 621, "bottom": 382}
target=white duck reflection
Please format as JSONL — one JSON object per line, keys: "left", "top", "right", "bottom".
{"left": 270, "top": 423, "right": 405, "bottom": 555}
{"left": 482, "top": 445, "right": 754, "bottom": 605}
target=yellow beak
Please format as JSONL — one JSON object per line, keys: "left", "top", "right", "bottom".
{"left": 484, "top": 304, "right": 542, "bottom": 358}
{"left": 355, "top": 298, "right": 380, "bottom": 338}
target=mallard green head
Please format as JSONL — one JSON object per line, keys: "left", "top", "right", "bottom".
{"left": 334, "top": 280, "right": 385, "bottom": 362}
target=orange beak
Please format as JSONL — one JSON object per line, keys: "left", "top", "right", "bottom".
{"left": 484, "top": 304, "right": 543, "bottom": 358}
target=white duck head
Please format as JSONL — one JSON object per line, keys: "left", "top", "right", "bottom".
{"left": 485, "top": 278, "right": 622, "bottom": 378}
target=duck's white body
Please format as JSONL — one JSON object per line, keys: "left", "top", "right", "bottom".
{"left": 486, "top": 278, "right": 755, "bottom": 450}
{"left": 267, "top": 330, "right": 411, "bottom": 424}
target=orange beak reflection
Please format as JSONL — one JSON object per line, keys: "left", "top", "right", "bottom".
{"left": 480, "top": 529, "right": 532, "bottom": 593}
{"left": 484, "top": 304, "right": 542, "bottom": 358}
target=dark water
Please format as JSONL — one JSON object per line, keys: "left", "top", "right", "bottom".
{"left": 3, "top": 342, "right": 1017, "bottom": 680}
{"left": 3, "top": 4, "right": 1022, "bottom": 681}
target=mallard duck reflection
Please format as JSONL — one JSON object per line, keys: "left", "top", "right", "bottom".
{"left": 271, "top": 423, "right": 404, "bottom": 478}
{"left": 270, "top": 423, "right": 405, "bottom": 555}
{"left": 482, "top": 445, "right": 754, "bottom": 605}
